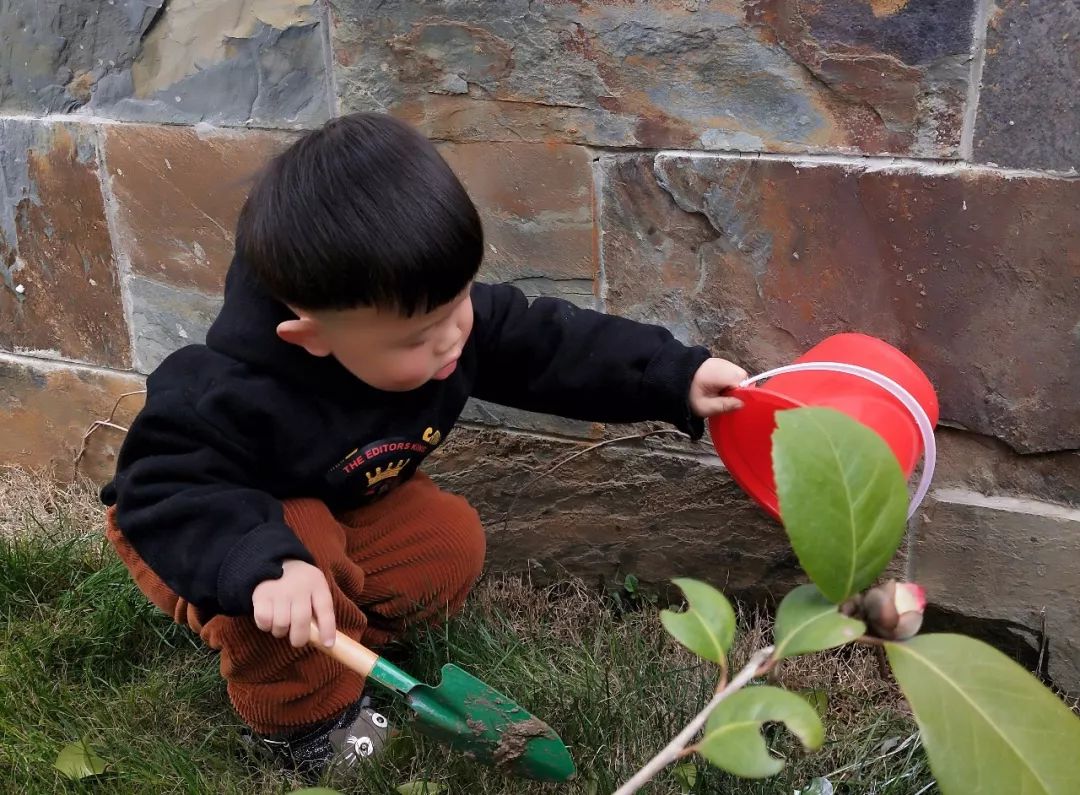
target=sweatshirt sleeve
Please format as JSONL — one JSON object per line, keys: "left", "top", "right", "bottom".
{"left": 104, "top": 380, "right": 313, "bottom": 619}
{"left": 469, "top": 283, "right": 712, "bottom": 438}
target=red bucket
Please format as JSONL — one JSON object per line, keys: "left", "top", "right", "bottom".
{"left": 710, "top": 333, "right": 939, "bottom": 521}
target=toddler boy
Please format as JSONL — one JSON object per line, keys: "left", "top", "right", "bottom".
{"left": 103, "top": 112, "right": 746, "bottom": 775}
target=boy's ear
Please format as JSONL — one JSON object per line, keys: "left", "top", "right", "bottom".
{"left": 276, "top": 317, "right": 333, "bottom": 357}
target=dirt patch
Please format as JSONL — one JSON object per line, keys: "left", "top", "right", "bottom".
{"left": 493, "top": 717, "right": 554, "bottom": 768}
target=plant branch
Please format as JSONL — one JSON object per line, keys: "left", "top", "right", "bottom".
{"left": 855, "top": 634, "right": 886, "bottom": 647}
{"left": 72, "top": 390, "right": 146, "bottom": 477}
{"left": 612, "top": 645, "right": 775, "bottom": 795}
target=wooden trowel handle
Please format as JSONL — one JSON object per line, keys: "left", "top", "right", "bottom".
{"left": 308, "top": 622, "right": 379, "bottom": 677}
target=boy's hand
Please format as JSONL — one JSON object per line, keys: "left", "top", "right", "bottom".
{"left": 689, "top": 357, "right": 749, "bottom": 417}
{"left": 252, "top": 559, "right": 336, "bottom": 649}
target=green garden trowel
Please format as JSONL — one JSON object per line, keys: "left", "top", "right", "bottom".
{"left": 308, "top": 624, "right": 575, "bottom": 781}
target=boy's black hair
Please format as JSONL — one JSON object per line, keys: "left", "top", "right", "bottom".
{"left": 236, "top": 112, "right": 484, "bottom": 314}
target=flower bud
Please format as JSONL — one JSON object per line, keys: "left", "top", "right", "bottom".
{"left": 862, "top": 580, "right": 927, "bottom": 641}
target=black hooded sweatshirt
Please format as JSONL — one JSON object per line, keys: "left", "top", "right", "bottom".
{"left": 102, "top": 259, "right": 711, "bottom": 620}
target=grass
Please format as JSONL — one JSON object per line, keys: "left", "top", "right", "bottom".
{"left": 0, "top": 471, "right": 937, "bottom": 794}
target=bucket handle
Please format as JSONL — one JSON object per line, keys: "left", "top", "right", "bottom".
{"left": 741, "top": 362, "right": 936, "bottom": 519}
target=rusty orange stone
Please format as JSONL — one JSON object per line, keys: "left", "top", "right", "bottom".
{"left": 601, "top": 154, "right": 1080, "bottom": 453}
{"left": 0, "top": 357, "right": 144, "bottom": 483}
{"left": 439, "top": 142, "right": 597, "bottom": 301}
{"left": 104, "top": 124, "right": 294, "bottom": 294}
{"left": 0, "top": 122, "right": 130, "bottom": 368}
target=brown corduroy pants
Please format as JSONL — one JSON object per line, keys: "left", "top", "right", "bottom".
{"left": 105, "top": 473, "right": 486, "bottom": 735}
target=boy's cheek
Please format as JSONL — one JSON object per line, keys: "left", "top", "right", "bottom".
{"left": 381, "top": 354, "right": 437, "bottom": 391}
{"left": 453, "top": 299, "right": 474, "bottom": 343}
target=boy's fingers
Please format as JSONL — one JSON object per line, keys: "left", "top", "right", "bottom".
{"left": 705, "top": 359, "right": 748, "bottom": 386}
{"left": 271, "top": 598, "right": 291, "bottom": 638}
{"left": 290, "top": 598, "right": 311, "bottom": 648}
{"left": 701, "top": 396, "right": 744, "bottom": 416}
{"left": 253, "top": 598, "right": 273, "bottom": 632}
{"left": 313, "top": 589, "right": 336, "bottom": 647}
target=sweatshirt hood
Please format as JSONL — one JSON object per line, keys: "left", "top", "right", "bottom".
{"left": 205, "top": 257, "right": 359, "bottom": 390}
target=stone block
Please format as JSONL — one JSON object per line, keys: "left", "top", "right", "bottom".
{"left": 129, "top": 277, "right": 223, "bottom": 374}
{"left": 0, "top": 0, "right": 160, "bottom": 114}
{"left": 440, "top": 142, "right": 597, "bottom": 308}
{"left": 460, "top": 399, "right": 600, "bottom": 440}
{"left": 0, "top": 0, "right": 330, "bottom": 127}
{"left": 599, "top": 153, "right": 1080, "bottom": 453}
{"left": 0, "top": 355, "right": 145, "bottom": 483}
{"left": 104, "top": 124, "right": 292, "bottom": 294}
{"left": 428, "top": 425, "right": 801, "bottom": 603}
{"left": 441, "top": 141, "right": 600, "bottom": 436}
{"left": 935, "top": 427, "right": 1080, "bottom": 508}
{"left": 332, "top": 0, "right": 976, "bottom": 156}
{"left": 0, "top": 121, "right": 130, "bottom": 368}
{"left": 913, "top": 489, "right": 1080, "bottom": 695}
{"left": 973, "top": 0, "right": 1080, "bottom": 172}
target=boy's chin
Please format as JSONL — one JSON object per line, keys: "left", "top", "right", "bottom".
{"left": 339, "top": 366, "right": 428, "bottom": 393}
{"left": 374, "top": 378, "right": 431, "bottom": 392}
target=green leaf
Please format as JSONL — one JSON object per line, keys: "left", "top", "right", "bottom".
{"left": 624, "top": 573, "right": 640, "bottom": 594}
{"left": 697, "top": 686, "right": 824, "bottom": 778}
{"left": 673, "top": 761, "right": 698, "bottom": 792}
{"left": 661, "top": 578, "right": 736, "bottom": 665}
{"left": 797, "top": 687, "right": 829, "bottom": 718}
{"left": 53, "top": 739, "right": 107, "bottom": 780}
{"left": 887, "top": 634, "right": 1080, "bottom": 795}
{"left": 772, "top": 408, "right": 908, "bottom": 602}
{"left": 395, "top": 783, "right": 446, "bottom": 795}
{"left": 773, "top": 584, "right": 866, "bottom": 659}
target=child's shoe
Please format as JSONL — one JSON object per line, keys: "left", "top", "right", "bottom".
{"left": 244, "top": 691, "right": 393, "bottom": 777}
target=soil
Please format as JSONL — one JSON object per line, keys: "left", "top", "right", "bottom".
{"left": 493, "top": 717, "right": 554, "bottom": 767}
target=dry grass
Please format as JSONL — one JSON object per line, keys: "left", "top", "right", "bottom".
{"left": 0, "top": 467, "right": 102, "bottom": 539}
{"left": 427, "top": 577, "right": 927, "bottom": 794}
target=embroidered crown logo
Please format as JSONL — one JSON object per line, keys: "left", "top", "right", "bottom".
{"left": 365, "top": 459, "right": 408, "bottom": 487}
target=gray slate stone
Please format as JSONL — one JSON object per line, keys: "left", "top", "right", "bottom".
{"left": 914, "top": 489, "right": 1080, "bottom": 695}
{"left": 0, "top": 0, "right": 161, "bottom": 114}
{"left": 332, "top": 0, "right": 976, "bottom": 156}
{"left": 129, "top": 276, "right": 221, "bottom": 373}
{"left": 973, "top": 0, "right": 1080, "bottom": 173}
{"left": 0, "top": 0, "right": 330, "bottom": 127}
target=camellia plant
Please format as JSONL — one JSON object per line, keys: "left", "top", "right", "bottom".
{"left": 615, "top": 407, "right": 1080, "bottom": 795}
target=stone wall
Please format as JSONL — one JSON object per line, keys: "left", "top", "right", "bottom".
{"left": 1, "top": 0, "right": 1077, "bottom": 692}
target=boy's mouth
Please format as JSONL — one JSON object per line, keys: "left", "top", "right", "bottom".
{"left": 432, "top": 359, "right": 458, "bottom": 380}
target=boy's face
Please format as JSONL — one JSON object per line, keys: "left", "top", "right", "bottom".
{"left": 278, "top": 287, "right": 474, "bottom": 392}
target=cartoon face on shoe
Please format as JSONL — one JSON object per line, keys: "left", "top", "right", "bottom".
{"left": 329, "top": 707, "right": 391, "bottom": 767}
